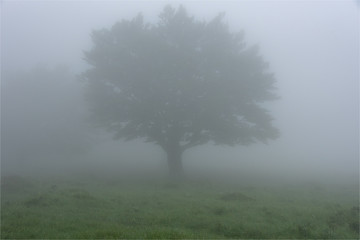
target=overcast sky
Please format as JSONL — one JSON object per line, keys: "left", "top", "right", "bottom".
{"left": 1, "top": 0, "right": 359, "bottom": 180}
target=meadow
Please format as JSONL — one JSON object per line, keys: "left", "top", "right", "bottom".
{"left": 1, "top": 174, "right": 359, "bottom": 239}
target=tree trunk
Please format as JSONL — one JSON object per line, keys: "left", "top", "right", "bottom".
{"left": 165, "top": 144, "right": 184, "bottom": 180}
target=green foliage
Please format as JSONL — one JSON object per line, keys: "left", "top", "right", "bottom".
{"left": 82, "top": 5, "right": 279, "bottom": 160}
{"left": 327, "top": 206, "right": 359, "bottom": 234}
{"left": 1, "top": 176, "right": 359, "bottom": 239}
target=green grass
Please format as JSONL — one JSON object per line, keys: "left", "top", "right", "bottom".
{"left": 1, "top": 175, "right": 359, "bottom": 239}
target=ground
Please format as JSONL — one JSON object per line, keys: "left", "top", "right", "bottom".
{"left": 1, "top": 174, "right": 359, "bottom": 239}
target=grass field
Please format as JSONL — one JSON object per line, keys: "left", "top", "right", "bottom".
{"left": 1, "top": 174, "right": 359, "bottom": 239}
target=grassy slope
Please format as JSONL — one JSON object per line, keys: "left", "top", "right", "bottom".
{"left": 1, "top": 175, "right": 359, "bottom": 239}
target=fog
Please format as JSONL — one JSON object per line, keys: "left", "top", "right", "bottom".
{"left": 1, "top": 1, "right": 358, "bottom": 185}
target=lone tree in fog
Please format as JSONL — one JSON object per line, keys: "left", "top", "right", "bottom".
{"left": 83, "top": 6, "right": 278, "bottom": 178}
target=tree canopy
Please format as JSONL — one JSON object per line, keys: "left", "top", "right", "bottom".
{"left": 83, "top": 5, "right": 278, "bottom": 177}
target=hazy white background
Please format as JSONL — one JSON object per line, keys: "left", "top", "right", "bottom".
{"left": 1, "top": 1, "right": 358, "bottom": 182}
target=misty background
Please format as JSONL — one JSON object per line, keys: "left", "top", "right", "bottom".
{"left": 1, "top": 1, "right": 358, "bottom": 183}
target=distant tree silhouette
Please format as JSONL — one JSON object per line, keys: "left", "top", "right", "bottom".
{"left": 83, "top": 5, "right": 279, "bottom": 178}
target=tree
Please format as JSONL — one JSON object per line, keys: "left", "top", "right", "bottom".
{"left": 82, "top": 5, "right": 279, "bottom": 178}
